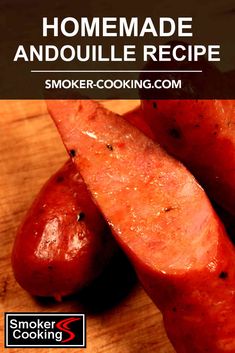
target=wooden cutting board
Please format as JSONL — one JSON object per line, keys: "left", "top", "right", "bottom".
{"left": 0, "top": 100, "right": 174, "bottom": 353}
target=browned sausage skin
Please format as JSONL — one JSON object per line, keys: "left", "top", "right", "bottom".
{"left": 48, "top": 99, "right": 235, "bottom": 353}
{"left": 12, "top": 160, "right": 115, "bottom": 301}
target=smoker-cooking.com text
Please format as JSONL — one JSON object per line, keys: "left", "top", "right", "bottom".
{"left": 45, "top": 78, "right": 182, "bottom": 90}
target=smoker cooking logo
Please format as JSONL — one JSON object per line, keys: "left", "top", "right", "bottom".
{"left": 4, "top": 313, "right": 86, "bottom": 348}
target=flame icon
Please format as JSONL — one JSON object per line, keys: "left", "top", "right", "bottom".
{"left": 56, "top": 317, "right": 81, "bottom": 343}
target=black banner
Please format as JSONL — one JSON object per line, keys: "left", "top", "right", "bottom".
{"left": 5, "top": 313, "right": 86, "bottom": 348}
{"left": 1, "top": 0, "right": 235, "bottom": 99}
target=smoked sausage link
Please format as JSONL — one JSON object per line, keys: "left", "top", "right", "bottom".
{"left": 48, "top": 99, "right": 235, "bottom": 352}
{"left": 12, "top": 160, "right": 115, "bottom": 300}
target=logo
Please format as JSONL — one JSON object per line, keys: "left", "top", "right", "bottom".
{"left": 5, "top": 313, "right": 86, "bottom": 348}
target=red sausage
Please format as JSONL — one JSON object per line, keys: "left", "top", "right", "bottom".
{"left": 11, "top": 106, "right": 145, "bottom": 300}
{"left": 48, "top": 99, "right": 235, "bottom": 353}
{"left": 12, "top": 160, "right": 115, "bottom": 300}
{"left": 124, "top": 106, "right": 154, "bottom": 139}
{"left": 142, "top": 99, "right": 235, "bottom": 215}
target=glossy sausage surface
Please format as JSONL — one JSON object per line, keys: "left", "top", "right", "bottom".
{"left": 12, "top": 160, "right": 115, "bottom": 300}
{"left": 142, "top": 99, "right": 235, "bottom": 215}
{"left": 48, "top": 99, "right": 235, "bottom": 352}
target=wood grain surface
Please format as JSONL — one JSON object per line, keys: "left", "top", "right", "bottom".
{"left": 0, "top": 100, "right": 174, "bottom": 353}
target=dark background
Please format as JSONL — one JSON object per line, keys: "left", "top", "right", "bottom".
{"left": 5, "top": 313, "right": 85, "bottom": 347}
{"left": 0, "top": 0, "right": 234, "bottom": 99}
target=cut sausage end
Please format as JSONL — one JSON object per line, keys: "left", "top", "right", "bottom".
{"left": 48, "top": 99, "right": 220, "bottom": 276}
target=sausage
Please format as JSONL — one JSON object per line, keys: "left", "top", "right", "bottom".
{"left": 11, "top": 106, "right": 146, "bottom": 300}
{"left": 12, "top": 160, "right": 115, "bottom": 301}
{"left": 141, "top": 99, "right": 235, "bottom": 215}
{"left": 48, "top": 99, "right": 235, "bottom": 353}
{"left": 123, "top": 106, "right": 154, "bottom": 139}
